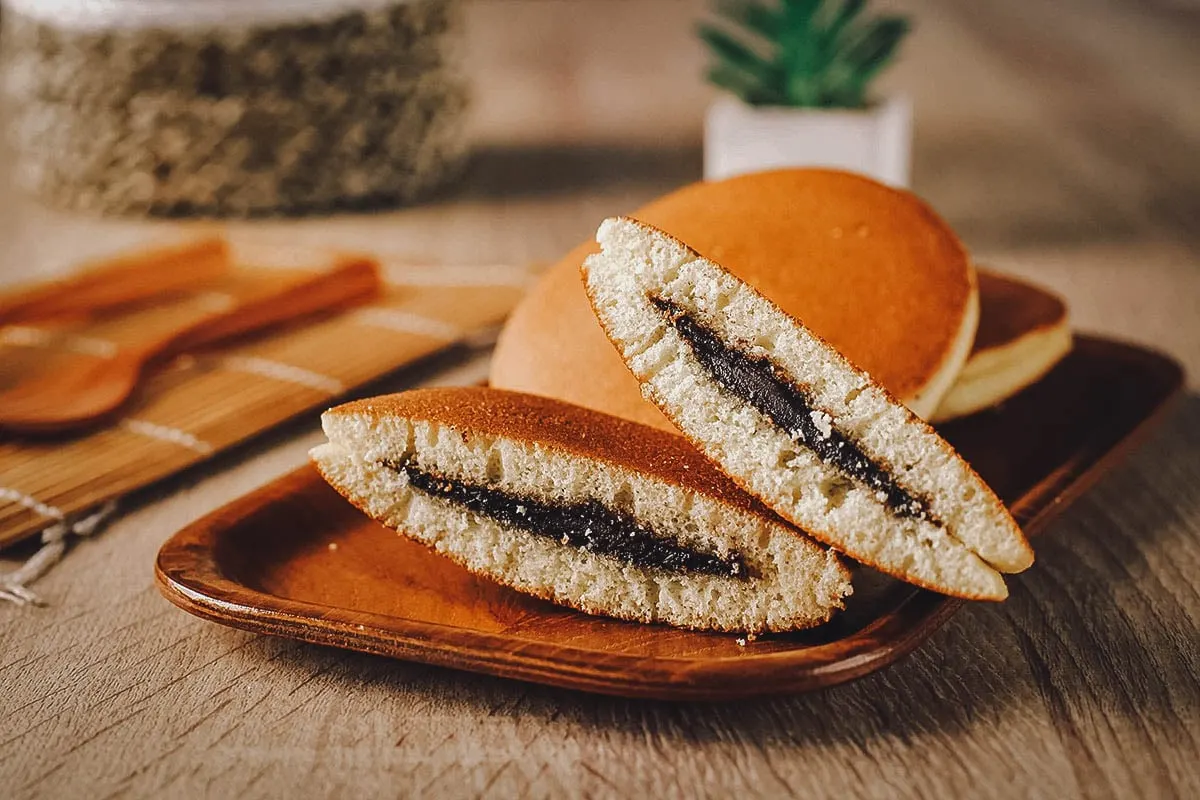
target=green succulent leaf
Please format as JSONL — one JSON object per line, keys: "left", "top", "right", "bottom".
{"left": 708, "top": 65, "right": 786, "bottom": 105}
{"left": 697, "top": 24, "right": 771, "bottom": 76}
{"left": 822, "top": 0, "right": 866, "bottom": 44}
{"left": 700, "top": 0, "right": 910, "bottom": 108}
{"left": 714, "top": 0, "right": 786, "bottom": 41}
{"left": 844, "top": 16, "right": 910, "bottom": 73}
{"left": 780, "top": 0, "right": 823, "bottom": 25}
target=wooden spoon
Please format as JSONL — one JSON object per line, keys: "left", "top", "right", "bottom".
{"left": 0, "top": 238, "right": 230, "bottom": 325}
{"left": 0, "top": 257, "right": 380, "bottom": 434}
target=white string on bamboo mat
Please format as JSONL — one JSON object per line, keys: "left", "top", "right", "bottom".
{"left": 380, "top": 264, "right": 534, "bottom": 288}
{"left": 0, "top": 325, "right": 119, "bottom": 358}
{"left": 220, "top": 355, "right": 345, "bottom": 394}
{"left": 120, "top": 418, "right": 214, "bottom": 454}
{"left": 0, "top": 486, "right": 65, "bottom": 522}
{"left": 0, "top": 501, "right": 118, "bottom": 606}
{"left": 349, "top": 308, "right": 462, "bottom": 340}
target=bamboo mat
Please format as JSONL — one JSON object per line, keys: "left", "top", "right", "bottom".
{"left": 0, "top": 243, "right": 532, "bottom": 549}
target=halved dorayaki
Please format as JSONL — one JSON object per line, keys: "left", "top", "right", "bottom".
{"left": 582, "top": 217, "right": 1033, "bottom": 600}
{"left": 312, "top": 387, "right": 851, "bottom": 633}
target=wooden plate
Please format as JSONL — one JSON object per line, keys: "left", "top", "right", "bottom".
{"left": 156, "top": 335, "right": 1183, "bottom": 700}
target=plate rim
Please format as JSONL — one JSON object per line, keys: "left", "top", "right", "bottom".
{"left": 155, "top": 470, "right": 962, "bottom": 697}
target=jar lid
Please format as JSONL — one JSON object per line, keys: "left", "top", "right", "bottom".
{"left": 2, "top": 0, "right": 419, "bottom": 31}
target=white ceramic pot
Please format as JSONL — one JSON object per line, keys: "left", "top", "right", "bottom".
{"left": 704, "top": 93, "right": 912, "bottom": 187}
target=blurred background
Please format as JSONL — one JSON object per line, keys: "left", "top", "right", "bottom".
{"left": 0, "top": 0, "right": 1196, "bottom": 373}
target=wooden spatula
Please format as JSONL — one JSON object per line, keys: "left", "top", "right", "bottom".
{"left": 0, "top": 238, "right": 230, "bottom": 325}
{"left": 0, "top": 257, "right": 380, "bottom": 434}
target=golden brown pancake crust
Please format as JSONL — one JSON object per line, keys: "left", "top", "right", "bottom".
{"left": 492, "top": 168, "right": 973, "bottom": 423}
{"left": 972, "top": 270, "right": 1068, "bottom": 352}
{"left": 492, "top": 253, "right": 677, "bottom": 430}
{"left": 327, "top": 387, "right": 779, "bottom": 518}
{"left": 929, "top": 270, "right": 1071, "bottom": 422}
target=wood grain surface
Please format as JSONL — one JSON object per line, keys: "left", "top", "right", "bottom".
{"left": 3, "top": 0, "right": 1199, "bottom": 797}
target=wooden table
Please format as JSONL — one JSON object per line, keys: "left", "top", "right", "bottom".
{"left": 3, "top": 1, "right": 1198, "bottom": 796}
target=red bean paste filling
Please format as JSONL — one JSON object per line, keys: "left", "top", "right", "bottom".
{"left": 381, "top": 459, "right": 749, "bottom": 579}
{"left": 650, "top": 296, "right": 934, "bottom": 522}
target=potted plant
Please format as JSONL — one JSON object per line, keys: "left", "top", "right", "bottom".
{"left": 700, "top": 0, "right": 912, "bottom": 186}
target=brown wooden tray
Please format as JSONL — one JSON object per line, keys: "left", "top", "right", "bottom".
{"left": 156, "top": 335, "right": 1184, "bottom": 700}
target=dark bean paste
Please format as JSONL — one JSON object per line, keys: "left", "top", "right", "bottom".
{"left": 381, "top": 459, "right": 748, "bottom": 578}
{"left": 650, "top": 296, "right": 933, "bottom": 521}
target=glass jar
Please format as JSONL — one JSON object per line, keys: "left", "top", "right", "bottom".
{"left": 0, "top": 0, "right": 469, "bottom": 216}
